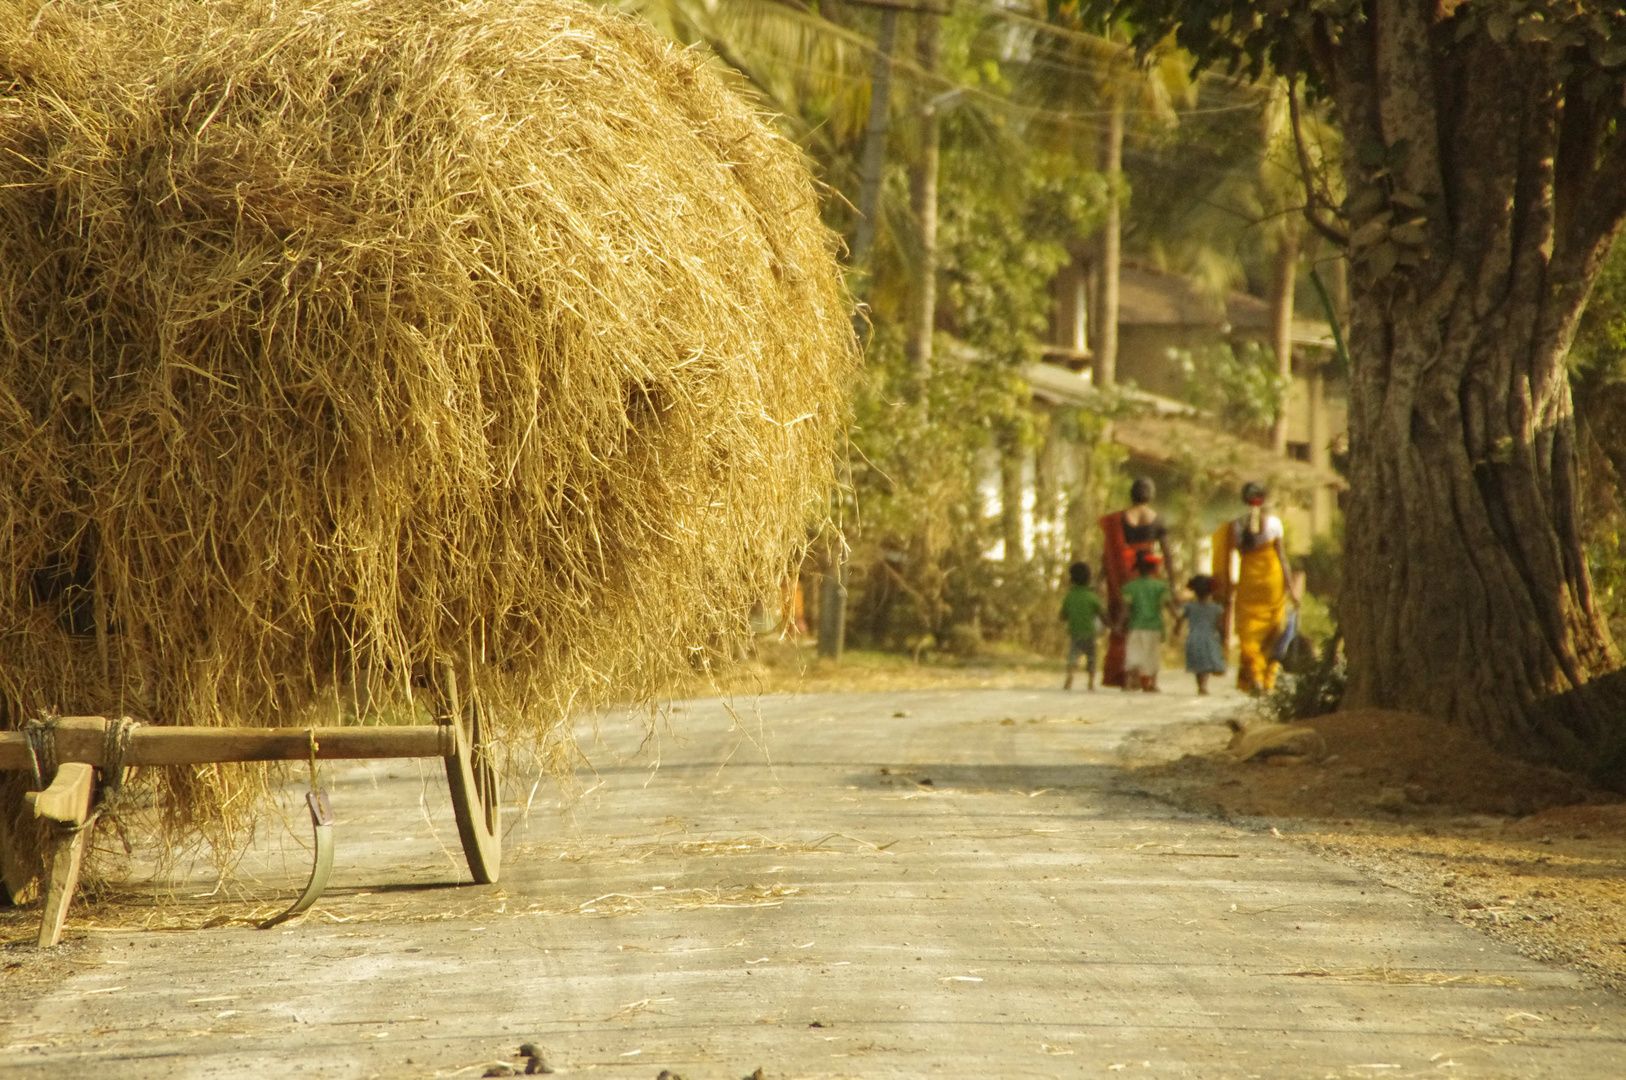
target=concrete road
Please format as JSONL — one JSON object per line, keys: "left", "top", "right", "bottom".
{"left": 4, "top": 684, "right": 1625, "bottom": 1079}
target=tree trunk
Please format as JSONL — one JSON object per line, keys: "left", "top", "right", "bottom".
{"left": 1034, "top": 424, "right": 1060, "bottom": 564}
{"left": 1095, "top": 96, "right": 1124, "bottom": 387}
{"left": 999, "top": 429, "right": 1025, "bottom": 565}
{"left": 1268, "top": 228, "right": 1298, "bottom": 455}
{"left": 823, "top": 7, "right": 898, "bottom": 663}
{"left": 816, "top": 539, "right": 849, "bottom": 660}
{"left": 1341, "top": 296, "right": 1618, "bottom": 768}
{"left": 1328, "top": 5, "right": 1626, "bottom": 775}
{"left": 849, "top": 7, "right": 899, "bottom": 276}
{"left": 904, "top": 10, "right": 941, "bottom": 396}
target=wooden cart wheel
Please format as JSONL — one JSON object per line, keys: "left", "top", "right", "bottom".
{"left": 444, "top": 697, "right": 502, "bottom": 884}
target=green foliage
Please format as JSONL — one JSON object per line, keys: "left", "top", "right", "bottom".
{"left": 1572, "top": 239, "right": 1626, "bottom": 642}
{"left": 1571, "top": 237, "right": 1626, "bottom": 385}
{"left": 1583, "top": 498, "right": 1626, "bottom": 644}
{"left": 1075, "top": 1, "right": 1626, "bottom": 97}
{"left": 1263, "top": 655, "right": 1346, "bottom": 723}
{"left": 1296, "top": 590, "right": 1335, "bottom": 648}
{"left": 834, "top": 11, "right": 1126, "bottom": 654}
{"left": 1062, "top": 0, "right": 1347, "bottom": 87}
{"left": 1301, "top": 526, "right": 1342, "bottom": 607}
{"left": 937, "top": 148, "right": 1107, "bottom": 367}
{"left": 1169, "top": 340, "right": 1284, "bottom": 435}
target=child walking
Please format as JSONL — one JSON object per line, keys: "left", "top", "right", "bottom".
{"left": 1060, "top": 561, "right": 1103, "bottom": 691}
{"left": 1120, "top": 551, "right": 1172, "bottom": 692}
{"left": 1182, "top": 574, "right": 1227, "bottom": 695}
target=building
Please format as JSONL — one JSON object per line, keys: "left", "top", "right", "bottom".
{"left": 1042, "top": 259, "right": 1346, "bottom": 552}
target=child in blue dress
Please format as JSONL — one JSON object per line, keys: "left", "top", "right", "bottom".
{"left": 1182, "top": 574, "right": 1227, "bottom": 695}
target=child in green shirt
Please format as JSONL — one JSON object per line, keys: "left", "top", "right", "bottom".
{"left": 1120, "top": 551, "right": 1173, "bottom": 692}
{"left": 1060, "top": 561, "right": 1104, "bottom": 691}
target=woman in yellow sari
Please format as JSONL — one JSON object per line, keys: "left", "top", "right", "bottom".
{"left": 1210, "top": 481, "right": 1300, "bottom": 693}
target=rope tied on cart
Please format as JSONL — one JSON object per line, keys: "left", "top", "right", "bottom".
{"left": 22, "top": 714, "right": 60, "bottom": 792}
{"left": 308, "top": 725, "right": 320, "bottom": 794}
{"left": 96, "top": 718, "right": 140, "bottom": 845}
{"left": 22, "top": 714, "right": 140, "bottom": 841}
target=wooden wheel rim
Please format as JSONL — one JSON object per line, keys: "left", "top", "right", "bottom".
{"left": 445, "top": 698, "right": 502, "bottom": 884}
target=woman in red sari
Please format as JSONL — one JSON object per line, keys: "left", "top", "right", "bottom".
{"left": 1098, "top": 478, "right": 1173, "bottom": 688}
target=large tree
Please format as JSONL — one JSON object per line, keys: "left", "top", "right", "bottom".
{"left": 1083, "top": 0, "right": 1626, "bottom": 775}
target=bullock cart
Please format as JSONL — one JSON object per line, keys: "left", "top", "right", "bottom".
{"left": 0, "top": 0, "right": 853, "bottom": 949}
{"left": 1, "top": 665, "right": 500, "bottom": 947}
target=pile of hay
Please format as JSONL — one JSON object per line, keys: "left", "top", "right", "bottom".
{"left": 0, "top": 0, "right": 853, "bottom": 821}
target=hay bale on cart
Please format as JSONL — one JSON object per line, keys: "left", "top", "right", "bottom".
{"left": 0, "top": 0, "right": 854, "bottom": 902}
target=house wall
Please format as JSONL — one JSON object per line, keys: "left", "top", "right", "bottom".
{"left": 1284, "top": 368, "right": 1349, "bottom": 448}
{"left": 1288, "top": 363, "right": 1347, "bottom": 544}
{"left": 978, "top": 426, "right": 1077, "bottom": 564}
{"left": 1050, "top": 263, "right": 1090, "bottom": 354}
{"left": 1116, "top": 325, "right": 1210, "bottom": 398}
{"left": 1281, "top": 506, "right": 1315, "bottom": 556}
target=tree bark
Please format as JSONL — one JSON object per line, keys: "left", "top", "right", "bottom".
{"left": 823, "top": 7, "right": 898, "bottom": 663}
{"left": 1268, "top": 227, "right": 1299, "bottom": 455}
{"left": 1034, "top": 424, "right": 1060, "bottom": 563}
{"left": 816, "top": 539, "right": 849, "bottom": 660}
{"left": 999, "top": 428, "right": 1026, "bottom": 565}
{"left": 904, "top": 10, "right": 941, "bottom": 396}
{"left": 1095, "top": 96, "right": 1124, "bottom": 387}
{"left": 1328, "top": 4, "right": 1626, "bottom": 775}
{"left": 849, "top": 7, "right": 899, "bottom": 276}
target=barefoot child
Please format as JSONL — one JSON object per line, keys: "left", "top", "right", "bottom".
{"left": 1120, "top": 551, "right": 1172, "bottom": 691}
{"left": 1060, "top": 561, "right": 1103, "bottom": 691}
{"left": 1182, "top": 574, "right": 1227, "bottom": 695}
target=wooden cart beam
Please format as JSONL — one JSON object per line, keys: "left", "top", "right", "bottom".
{"left": 0, "top": 719, "right": 453, "bottom": 771}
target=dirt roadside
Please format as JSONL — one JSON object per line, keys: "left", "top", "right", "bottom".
{"left": 1126, "top": 707, "right": 1626, "bottom": 992}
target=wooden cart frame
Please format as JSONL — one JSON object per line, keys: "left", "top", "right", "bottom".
{"left": 0, "top": 671, "right": 502, "bottom": 947}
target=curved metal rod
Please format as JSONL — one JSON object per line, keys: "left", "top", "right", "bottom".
{"left": 259, "top": 790, "right": 335, "bottom": 930}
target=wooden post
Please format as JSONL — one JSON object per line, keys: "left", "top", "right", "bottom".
{"left": 27, "top": 762, "right": 95, "bottom": 948}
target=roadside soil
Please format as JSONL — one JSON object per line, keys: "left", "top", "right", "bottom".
{"left": 714, "top": 640, "right": 1071, "bottom": 695}
{"left": 1128, "top": 707, "right": 1626, "bottom": 991}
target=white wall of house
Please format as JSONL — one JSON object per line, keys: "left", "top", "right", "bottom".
{"left": 978, "top": 437, "right": 1077, "bottom": 564}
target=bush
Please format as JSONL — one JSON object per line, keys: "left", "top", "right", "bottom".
{"left": 1263, "top": 642, "right": 1346, "bottom": 722}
